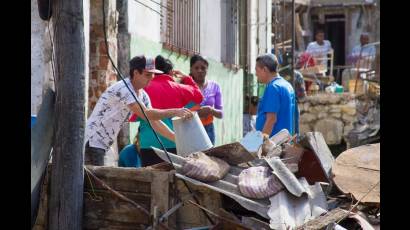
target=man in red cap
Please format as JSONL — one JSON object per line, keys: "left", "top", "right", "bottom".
{"left": 85, "top": 55, "right": 193, "bottom": 166}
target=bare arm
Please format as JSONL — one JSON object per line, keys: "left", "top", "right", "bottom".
{"left": 127, "top": 102, "right": 192, "bottom": 121}
{"left": 150, "top": 120, "right": 175, "bottom": 142}
{"left": 211, "top": 108, "right": 223, "bottom": 119}
{"left": 262, "top": 112, "right": 277, "bottom": 136}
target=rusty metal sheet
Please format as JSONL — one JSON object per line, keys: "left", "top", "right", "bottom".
{"left": 332, "top": 143, "right": 380, "bottom": 204}
{"left": 299, "top": 132, "right": 335, "bottom": 184}
{"left": 203, "top": 142, "right": 256, "bottom": 165}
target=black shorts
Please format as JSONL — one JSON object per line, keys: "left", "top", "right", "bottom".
{"left": 84, "top": 142, "right": 106, "bottom": 166}
{"left": 139, "top": 148, "right": 176, "bottom": 167}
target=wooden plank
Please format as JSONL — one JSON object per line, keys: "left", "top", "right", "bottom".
{"left": 332, "top": 143, "right": 380, "bottom": 204}
{"left": 298, "top": 208, "right": 347, "bottom": 230}
{"left": 84, "top": 174, "right": 152, "bottom": 194}
{"left": 150, "top": 171, "right": 171, "bottom": 227}
{"left": 83, "top": 190, "right": 152, "bottom": 226}
{"left": 86, "top": 166, "right": 155, "bottom": 182}
{"left": 84, "top": 166, "right": 176, "bottom": 229}
{"left": 84, "top": 218, "right": 148, "bottom": 230}
{"left": 84, "top": 166, "right": 173, "bottom": 193}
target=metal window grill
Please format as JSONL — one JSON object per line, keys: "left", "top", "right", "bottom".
{"left": 222, "top": 0, "right": 240, "bottom": 67}
{"left": 162, "top": 0, "right": 200, "bottom": 56}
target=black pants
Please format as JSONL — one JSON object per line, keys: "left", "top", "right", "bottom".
{"left": 84, "top": 142, "right": 106, "bottom": 166}
{"left": 140, "top": 148, "right": 176, "bottom": 167}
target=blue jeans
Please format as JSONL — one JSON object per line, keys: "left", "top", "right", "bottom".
{"left": 204, "top": 123, "right": 215, "bottom": 145}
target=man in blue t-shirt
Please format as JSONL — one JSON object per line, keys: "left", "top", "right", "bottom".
{"left": 255, "top": 53, "right": 296, "bottom": 137}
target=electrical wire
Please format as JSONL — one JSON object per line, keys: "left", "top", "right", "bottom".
{"left": 101, "top": 0, "right": 214, "bottom": 225}
{"left": 133, "top": 0, "right": 164, "bottom": 17}
{"left": 146, "top": 0, "right": 173, "bottom": 12}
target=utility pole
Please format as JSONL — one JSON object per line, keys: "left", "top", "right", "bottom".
{"left": 48, "top": 0, "right": 87, "bottom": 229}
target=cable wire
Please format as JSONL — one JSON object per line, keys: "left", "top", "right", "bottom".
{"left": 101, "top": 0, "right": 214, "bottom": 225}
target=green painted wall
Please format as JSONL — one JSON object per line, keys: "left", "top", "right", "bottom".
{"left": 129, "top": 35, "right": 244, "bottom": 146}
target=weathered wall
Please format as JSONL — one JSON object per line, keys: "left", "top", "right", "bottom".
{"left": 346, "top": 6, "right": 379, "bottom": 57}
{"left": 127, "top": 0, "right": 161, "bottom": 43}
{"left": 298, "top": 93, "right": 358, "bottom": 145}
{"left": 88, "top": 0, "right": 119, "bottom": 163}
{"left": 88, "top": 0, "right": 118, "bottom": 113}
{"left": 129, "top": 36, "right": 243, "bottom": 146}
{"left": 200, "top": 0, "right": 222, "bottom": 62}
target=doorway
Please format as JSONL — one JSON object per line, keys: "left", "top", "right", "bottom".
{"left": 312, "top": 14, "right": 346, "bottom": 83}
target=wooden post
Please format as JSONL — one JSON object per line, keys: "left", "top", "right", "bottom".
{"left": 48, "top": 0, "right": 87, "bottom": 229}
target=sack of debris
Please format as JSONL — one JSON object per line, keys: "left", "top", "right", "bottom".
{"left": 181, "top": 152, "right": 230, "bottom": 182}
{"left": 238, "top": 166, "right": 284, "bottom": 199}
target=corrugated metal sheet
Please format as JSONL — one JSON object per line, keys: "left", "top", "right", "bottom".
{"left": 268, "top": 178, "right": 327, "bottom": 230}
{"left": 152, "top": 147, "right": 328, "bottom": 228}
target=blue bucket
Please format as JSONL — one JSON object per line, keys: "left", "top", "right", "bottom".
{"left": 31, "top": 115, "right": 37, "bottom": 128}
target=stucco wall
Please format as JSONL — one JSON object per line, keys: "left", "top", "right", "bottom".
{"left": 199, "top": 0, "right": 222, "bottom": 62}
{"left": 128, "top": 0, "right": 161, "bottom": 43}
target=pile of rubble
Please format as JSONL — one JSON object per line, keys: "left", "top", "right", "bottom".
{"left": 153, "top": 130, "right": 380, "bottom": 230}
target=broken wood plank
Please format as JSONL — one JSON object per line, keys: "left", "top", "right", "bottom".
{"left": 150, "top": 171, "right": 171, "bottom": 227}
{"left": 83, "top": 190, "right": 152, "bottom": 226}
{"left": 297, "top": 208, "right": 347, "bottom": 230}
{"left": 332, "top": 144, "right": 380, "bottom": 204}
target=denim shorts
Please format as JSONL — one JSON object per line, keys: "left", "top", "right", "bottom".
{"left": 203, "top": 123, "right": 215, "bottom": 145}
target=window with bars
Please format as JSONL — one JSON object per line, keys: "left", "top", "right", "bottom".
{"left": 221, "top": 0, "right": 240, "bottom": 68}
{"left": 162, "top": 0, "right": 200, "bottom": 55}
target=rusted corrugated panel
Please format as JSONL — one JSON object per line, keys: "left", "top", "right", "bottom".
{"left": 299, "top": 132, "right": 335, "bottom": 184}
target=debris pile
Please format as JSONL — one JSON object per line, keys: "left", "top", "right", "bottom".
{"left": 152, "top": 130, "right": 380, "bottom": 229}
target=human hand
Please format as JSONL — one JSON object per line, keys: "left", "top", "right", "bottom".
{"left": 198, "top": 106, "right": 213, "bottom": 117}
{"left": 171, "top": 70, "right": 187, "bottom": 77}
{"left": 175, "top": 108, "right": 193, "bottom": 120}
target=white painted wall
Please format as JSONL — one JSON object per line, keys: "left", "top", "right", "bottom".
{"left": 200, "top": 0, "right": 222, "bottom": 62}
{"left": 248, "top": 0, "right": 258, "bottom": 74}
{"left": 247, "top": 0, "right": 271, "bottom": 74}
{"left": 128, "top": 0, "right": 162, "bottom": 43}
{"left": 31, "top": 0, "right": 46, "bottom": 115}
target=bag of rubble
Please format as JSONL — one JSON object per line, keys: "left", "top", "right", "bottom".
{"left": 238, "top": 166, "right": 283, "bottom": 199}
{"left": 181, "top": 152, "right": 230, "bottom": 182}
